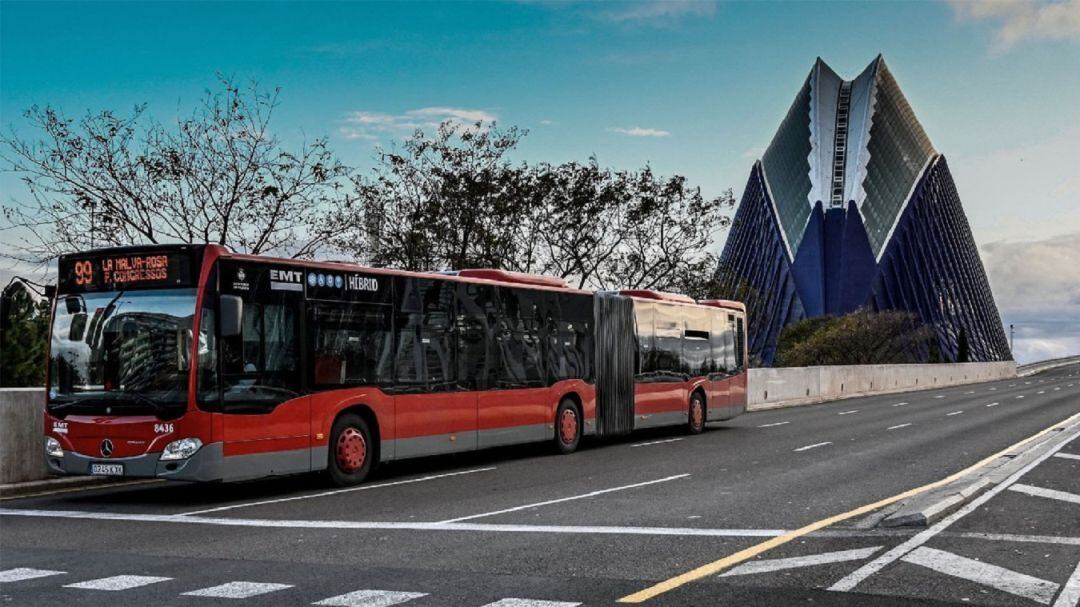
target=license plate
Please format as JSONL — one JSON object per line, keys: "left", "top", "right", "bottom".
{"left": 90, "top": 463, "right": 124, "bottom": 476}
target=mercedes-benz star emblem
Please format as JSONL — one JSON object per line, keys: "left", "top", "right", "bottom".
{"left": 100, "top": 439, "right": 114, "bottom": 458}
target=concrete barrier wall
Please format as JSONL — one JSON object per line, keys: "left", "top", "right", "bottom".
{"left": 748, "top": 362, "right": 1017, "bottom": 411}
{"left": 0, "top": 388, "right": 47, "bottom": 484}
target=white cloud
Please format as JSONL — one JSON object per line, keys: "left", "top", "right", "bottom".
{"left": 609, "top": 126, "right": 671, "bottom": 137}
{"left": 949, "top": 124, "right": 1080, "bottom": 245}
{"left": 406, "top": 107, "right": 497, "bottom": 123}
{"left": 741, "top": 146, "right": 765, "bottom": 159}
{"left": 598, "top": 0, "right": 718, "bottom": 25}
{"left": 947, "top": 0, "right": 1080, "bottom": 48}
{"left": 539, "top": 119, "right": 556, "bottom": 125}
{"left": 339, "top": 107, "right": 499, "bottom": 141}
{"left": 981, "top": 232, "right": 1080, "bottom": 363}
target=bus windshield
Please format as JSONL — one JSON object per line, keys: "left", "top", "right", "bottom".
{"left": 48, "top": 288, "right": 198, "bottom": 418}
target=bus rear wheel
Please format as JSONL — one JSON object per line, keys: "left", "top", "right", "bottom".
{"left": 688, "top": 392, "right": 706, "bottom": 435}
{"left": 553, "top": 399, "right": 581, "bottom": 455}
{"left": 327, "top": 413, "right": 374, "bottom": 486}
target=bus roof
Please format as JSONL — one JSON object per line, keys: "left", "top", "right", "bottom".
{"left": 697, "top": 299, "right": 747, "bottom": 312}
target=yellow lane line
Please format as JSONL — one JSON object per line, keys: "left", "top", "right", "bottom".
{"left": 0, "top": 479, "right": 164, "bottom": 502}
{"left": 618, "top": 410, "right": 1080, "bottom": 603}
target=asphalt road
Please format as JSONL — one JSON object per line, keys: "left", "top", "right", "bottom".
{"left": 2, "top": 365, "right": 1079, "bottom": 606}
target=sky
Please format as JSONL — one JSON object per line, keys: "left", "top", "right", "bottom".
{"left": 1, "top": 0, "right": 1078, "bottom": 363}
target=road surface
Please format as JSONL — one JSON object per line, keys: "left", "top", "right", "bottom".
{"left": 2, "top": 365, "right": 1079, "bottom": 606}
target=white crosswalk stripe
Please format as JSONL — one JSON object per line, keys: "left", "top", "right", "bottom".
{"left": 313, "top": 589, "right": 428, "bottom": 607}
{"left": 64, "top": 575, "right": 172, "bottom": 591}
{"left": 720, "top": 546, "right": 882, "bottom": 577}
{"left": 183, "top": 581, "right": 294, "bottom": 598}
{"left": 1054, "top": 560, "right": 1080, "bottom": 607}
{"left": 481, "top": 596, "right": 583, "bottom": 600}
{"left": 900, "top": 547, "right": 1059, "bottom": 604}
{"left": 0, "top": 568, "right": 65, "bottom": 583}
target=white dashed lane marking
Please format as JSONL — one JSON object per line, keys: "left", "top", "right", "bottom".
{"left": 794, "top": 442, "right": 832, "bottom": 452}
{"left": 720, "top": 546, "right": 882, "bottom": 577}
{"left": 1008, "top": 484, "right": 1080, "bottom": 506}
{"left": 313, "top": 589, "right": 428, "bottom": 607}
{"left": 183, "top": 581, "right": 294, "bottom": 599}
{"left": 899, "top": 547, "right": 1059, "bottom": 604}
{"left": 1054, "top": 453, "right": 1080, "bottom": 461}
{"left": 892, "top": 402, "right": 908, "bottom": 407}
{"left": 180, "top": 467, "right": 496, "bottom": 516}
{"left": 946, "top": 411, "right": 963, "bottom": 417}
{"left": 838, "top": 410, "right": 858, "bottom": 416}
{"left": 1017, "top": 395, "right": 1026, "bottom": 399}
{"left": 483, "top": 596, "right": 583, "bottom": 600}
{"left": 0, "top": 568, "right": 65, "bottom": 583}
{"left": 934, "top": 395, "right": 946, "bottom": 399}
{"left": 987, "top": 402, "right": 1001, "bottom": 407}
{"left": 887, "top": 423, "right": 912, "bottom": 431}
{"left": 630, "top": 438, "right": 684, "bottom": 448}
{"left": 758, "top": 421, "right": 790, "bottom": 428}
{"left": 437, "top": 475, "right": 689, "bottom": 523}
{"left": 64, "top": 575, "right": 172, "bottom": 591}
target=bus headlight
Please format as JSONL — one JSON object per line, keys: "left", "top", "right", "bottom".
{"left": 45, "top": 437, "right": 63, "bottom": 458}
{"left": 160, "top": 437, "right": 203, "bottom": 461}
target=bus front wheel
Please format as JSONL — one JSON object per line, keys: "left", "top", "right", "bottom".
{"left": 327, "top": 413, "right": 374, "bottom": 486}
{"left": 553, "top": 399, "right": 581, "bottom": 455}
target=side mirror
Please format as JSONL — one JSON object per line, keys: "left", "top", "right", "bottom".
{"left": 219, "top": 295, "right": 244, "bottom": 337}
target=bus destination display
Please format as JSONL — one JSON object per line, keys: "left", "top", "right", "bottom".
{"left": 59, "top": 251, "right": 194, "bottom": 292}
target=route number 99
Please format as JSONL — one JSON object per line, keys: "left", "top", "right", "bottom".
{"left": 74, "top": 260, "right": 94, "bottom": 285}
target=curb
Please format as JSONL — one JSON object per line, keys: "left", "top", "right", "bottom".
{"left": 0, "top": 475, "right": 146, "bottom": 500}
{"left": 880, "top": 421, "right": 1078, "bottom": 527}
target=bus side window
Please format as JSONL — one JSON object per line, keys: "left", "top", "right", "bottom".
{"left": 312, "top": 304, "right": 392, "bottom": 387}
{"left": 394, "top": 278, "right": 455, "bottom": 392}
{"left": 726, "top": 314, "right": 737, "bottom": 372}
{"left": 653, "top": 305, "right": 685, "bottom": 380}
{"left": 635, "top": 301, "right": 656, "bottom": 381}
{"left": 495, "top": 287, "right": 544, "bottom": 388}
{"left": 709, "top": 310, "right": 728, "bottom": 378}
{"left": 545, "top": 292, "right": 593, "bottom": 384}
{"left": 563, "top": 293, "right": 593, "bottom": 382}
{"left": 735, "top": 315, "right": 746, "bottom": 371}
{"left": 456, "top": 282, "right": 497, "bottom": 391}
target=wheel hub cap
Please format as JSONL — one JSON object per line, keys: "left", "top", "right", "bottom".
{"left": 560, "top": 409, "right": 577, "bottom": 444}
{"left": 336, "top": 427, "right": 366, "bottom": 473}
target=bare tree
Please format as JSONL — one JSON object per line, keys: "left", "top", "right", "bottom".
{"left": 332, "top": 121, "right": 734, "bottom": 293}
{"left": 1, "top": 77, "right": 347, "bottom": 263}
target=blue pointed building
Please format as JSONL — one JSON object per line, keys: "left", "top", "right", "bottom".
{"left": 716, "top": 56, "right": 1011, "bottom": 366}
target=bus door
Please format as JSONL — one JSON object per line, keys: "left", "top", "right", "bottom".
{"left": 707, "top": 311, "right": 733, "bottom": 418}
{"left": 477, "top": 286, "right": 549, "bottom": 447}
{"left": 218, "top": 262, "right": 311, "bottom": 479}
{"left": 392, "top": 278, "right": 477, "bottom": 458}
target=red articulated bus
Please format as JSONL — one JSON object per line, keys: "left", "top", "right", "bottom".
{"left": 44, "top": 245, "right": 747, "bottom": 485}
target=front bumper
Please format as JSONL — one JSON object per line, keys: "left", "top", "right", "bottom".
{"left": 46, "top": 442, "right": 225, "bottom": 482}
